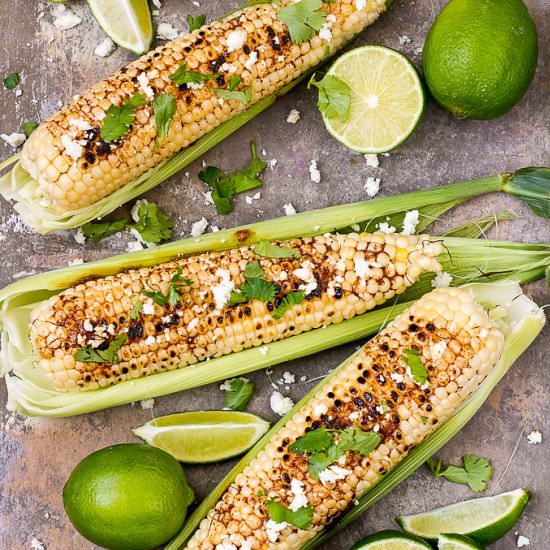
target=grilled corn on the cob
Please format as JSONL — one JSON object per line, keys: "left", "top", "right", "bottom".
{"left": 16, "top": 0, "right": 389, "bottom": 216}
{"left": 30, "top": 232, "right": 442, "bottom": 391}
{"left": 184, "top": 285, "right": 505, "bottom": 549}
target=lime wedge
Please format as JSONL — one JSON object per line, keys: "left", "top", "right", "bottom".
{"left": 350, "top": 530, "right": 432, "bottom": 549}
{"left": 86, "top": 0, "right": 153, "bottom": 55}
{"left": 438, "top": 533, "right": 485, "bottom": 549}
{"left": 133, "top": 411, "right": 270, "bottom": 463}
{"left": 321, "top": 45, "right": 425, "bottom": 153}
{"left": 397, "top": 489, "right": 530, "bottom": 545}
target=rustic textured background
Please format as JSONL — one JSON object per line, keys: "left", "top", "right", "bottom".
{"left": 0, "top": 0, "right": 548, "bottom": 548}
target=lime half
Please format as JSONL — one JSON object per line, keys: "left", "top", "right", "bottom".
{"left": 350, "top": 530, "right": 432, "bottom": 549}
{"left": 87, "top": 0, "right": 153, "bottom": 55}
{"left": 321, "top": 45, "right": 425, "bottom": 153}
{"left": 438, "top": 533, "right": 485, "bottom": 550}
{"left": 133, "top": 410, "right": 270, "bottom": 463}
{"left": 397, "top": 488, "right": 530, "bottom": 545}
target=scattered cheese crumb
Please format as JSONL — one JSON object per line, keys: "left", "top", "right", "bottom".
{"left": 398, "top": 35, "right": 412, "bottom": 46}
{"left": 52, "top": 5, "right": 81, "bottom": 30}
{"left": 244, "top": 51, "right": 258, "bottom": 71}
{"left": 293, "top": 263, "right": 318, "bottom": 295}
{"left": 73, "top": 227, "right": 85, "bottom": 244}
{"left": 142, "top": 301, "right": 155, "bottom": 315}
{"left": 212, "top": 269, "right": 234, "bottom": 309}
{"left": 15, "top": 89, "right": 22, "bottom": 97}
{"left": 282, "top": 371, "right": 295, "bottom": 385}
{"left": 270, "top": 391, "right": 294, "bottom": 416}
{"left": 283, "top": 203, "right": 297, "bottom": 216}
{"left": 355, "top": 0, "right": 367, "bottom": 9}
{"left": 364, "top": 176, "right": 380, "bottom": 198}
{"left": 259, "top": 346, "right": 269, "bottom": 356}
{"left": 287, "top": 109, "right": 301, "bottom": 124}
{"left": 94, "top": 38, "right": 116, "bottom": 58}
{"left": 354, "top": 258, "right": 375, "bottom": 278}
{"left": 157, "top": 22, "right": 179, "bottom": 40}
{"left": 313, "top": 403, "right": 328, "bottom": 417}
{"left": 227, "top": 29, "right": 247, "bottom": 52}
{"left": 402, "top": 210, "right": 419, "bottom": 235}
{"left": 431, "top": 341, "right": 447, "bottom": 360}
{"left": 364, "top": 153, "right": 379, "bottom": 168}
{"left": 191, "top": 217, "right": 208, "bottom": 237}
{"left": 137, "top": 72, "right": 155, "bottom": 100}
{"left": 289, "top": 478, "right": 308, "bottom": 511}
{"left": 266, "top": 519, "right": 288, "bottom": 543}
{"left": 517, "top": 535, "right": 530, "bottom": 547}
{"left": 377, "top": 222, "right": 396, "bottom": 234}
{"left": 215, "top": 540, "right": 237, "bottom": 550}
{"left": 188, "top": 318, "right": 199, "bottom": 330}
{"left": 319, "top": 465, "right": 352, "bottom": 485}
{"left": 126, "top": 239, "right": 144, "bottom": 253}
{"left": 31, "top": 538, "right": 45, "bottom": 550}
{"left": 220, "top": 62, "right": 238, "bottom": 74}
{"left": 140, "top": 398, "right": 155, "bottom": 410}
{"left": 527, "top": 430, "right": 542, "bottom": 445}
{"left": 309, "top": 160, "right": 321, "bottom": 183}
{"left": 144, "top": 335, "right": 156, "bottom": 345}
{"left": 61, "top": 134, "right": 83, "bottom": 160}
{"left": 431, "top": 272, "right": 453, "bottom": 288}
{"left": 69, "top": 118, "right": 92, "bottom": 131}
{"left": 1, "top": 133, "right": 26, "bottom": 148}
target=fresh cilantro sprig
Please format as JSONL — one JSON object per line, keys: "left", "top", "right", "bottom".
{"left": 215, "top": 85, "right": 253, "bottom": 105}
{"left": 129, "top": 300, "right": 143, "bottom": 321}
{"left": 265, "top": 500, "right": 313, "bottom": 530}
{"left": 142, "top": 268, "right": 193, "bottom": 307}
{"left": 153, "top": 93, "right": 177, "bottom": 140}
{"left": 427, "top": 454, "right": 493, "bottom": 493}
{"left": 228, "top": 261, "right": 277, "bottom": 305}
{"left": 273, "top": 291, "right": 305, "bottom": 319}
{"left": 402, "top": 348, "right": 429, "bottom": 386}
{"left": 3, "top": 72, "right": 20, "bottom": 90}
{"left": 277, "top": 0, "right": 326, "bottom": 45}
{"left": 199, "top": 141, "right": 267, "bottom": 215}
{"left": 187, "top": 14, "right": 206, "bottom": 31}
{"left": 82, "top": 219, "right": 129, "bottom": 244}
{"left": 289, "top": 427, "right": 332, "bottom": 453}
{"left": 222, "top": 377, "right": 255, "bottom": 411}
{"left": 100, "top": 93, "right": 148, "bottom": 142}
{"left": 22, "top": 121, "right": 39, "bottom": 138}
{"left": 253, "top": 240, "right": 300, "bottom": 259}
{"left": 170, "top": 62, "right": 218, "bottom": 87}
{"left": 74, "top": 334, "right": 127, "bottom": 364}
{"left": 308, "top": 73, "right": 351, "bottom": 122}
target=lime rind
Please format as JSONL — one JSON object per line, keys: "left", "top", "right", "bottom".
{"left": 396, "top": 488, "right": 530, "bottom": 545}
{"left": 321, "top": 45, "right": 425, "bottom": 154}
{"left": 438, "top": 533, "right": 486, "bottom": 549}
{"left": 350, "top": 529, "right": 432, "bottom": 549}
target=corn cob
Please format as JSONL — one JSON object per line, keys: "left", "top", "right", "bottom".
{"left": 20, "top": 0, "right": 388, "bottom": 214}
{"left": 183, "top": 286, "right": 505, "bottom": 550}
{"left": 30, "top": 232, "right": 442, "bottom": 391}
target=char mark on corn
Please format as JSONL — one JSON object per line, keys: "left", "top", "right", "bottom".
{"left": 184, "top": 286, "right": 505, "bottom": 549}
{"left": 30, "top": 232, "right": 442, "bottom": 391}
{"left": 21, "top": 0, "right": 389, "bottom": 213}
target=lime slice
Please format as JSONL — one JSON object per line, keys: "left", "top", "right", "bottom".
{"left": 321, "top": 45, "right": 425, "bottom": 153}
{"left": 397, "top": 488, "right": 530, "bottom": 545}
{"left": 350, "top": 530, "right": 432, "bottom": 549}
{"left": 133, "top": 411, "right": 270, "bottom": 463}
{"left": 86, "top": 0, "right": 153, "bottom": 55}
{"left": 438, "top": 533, "right": 485, "bottom": 550}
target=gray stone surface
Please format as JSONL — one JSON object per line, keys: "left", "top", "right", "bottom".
{"left": 0, "top": 0, "right": 548, "bottom": 549}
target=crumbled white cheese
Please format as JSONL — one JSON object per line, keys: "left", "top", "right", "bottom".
{"left": 282, "top": 371, "right": 295, "bottom": 385}
{"left": 313, "top": 403, "right": 328, "bottom": 417}
{"left": 372, "top": 424, "right": 380, "bottom": 432}
{"left": 227, "top": 29, "right": 247, "bottom": 52}
{"left": 517, "top": 535, "right": 530, "bottom": 547}
{"left": 355, "top": 0, "right": 367, "bottom": 9}
{"left": 244, "top": 51, "right": 258, "bottom": 71}
{"left": 83, "top": 319, "right": 93, "bottom": 332}
{"left": 188, "top": 318, "right": 199, "bottom": 330}
{"left": 157, "top": 22, "right": 179, "bottom": 40}
{"left": 354, "top": 258, "right": 379, "bottom": 278}
{"left": 212, "top": 268, "right": 234, "bottom": 309}
{"left": 259, "top": 346, "right": 269, "bottom": 356}
{"left": 287, "top": 109, "right": 301, "bottom": 124}
{"left": 142, "top": 301, "right": 155, "bottom": 315}
{"left": 309, "top": 160, "right": 321, "bottom": 183}
{"left": 210, "top": 225, "right": 220, "bottom": 232}
{"left": 319, "top": 23, "right": 332, "bottom": 42}
{"left": 15, "top": 89, "right": 23, "bottom": 97}
{"left": 431, "top": 341, "right": 447, "bottom": 360}
{"left": 527, "top": 430, "right": 542, "bottom": 445}
{"left": 289, "top": 478, "right": 308, "bottom": 511}
{"left": 52, "top": 5, "right": 82, "bottom": 30}
{"left": 364, "top": 153, "right": 379, "bottom": 168}
{"left": 191, "top": 217, "right": 208, "bottom": 237}
{"left": 398, "top": 35, "right": 412, "bottom": 45}
{"left": 431, "top": 272, "right": 453, "bottom": 288}
{"left": 186, "top": 82, "right": 204, "bottom": 90}
{"left": 268, "top": 159, "right": 277, "bottom": 170}
{"left": 140, "top": 398, "right": 155, "bottom": 409}
{"left": 145, "top": 335, "right": 156, "bottom": 346}
{"left": 270, "top": 391, "right": 294, "bottom": 416}
{"left": 402, "top": 210, "right": 419, "bottom": 235}
{"left": 293, "top": 263, "right": 317, "bottom": 295}
{"left": 220, "top": 62, "right": 238, "bottom": 74}
{"left": 30, "top": 538, "right": 45, "bottom": 550}
{"left": 319, "top": 465, "right": 352, "bottom": 485}
{"left": 73, "top": 227, "right": 86, "bottom": 244}
{"left": 283, "top": 203, "right": 297, "bottom": 216}
{"left": 61, "top": 134, "right": 83, "bottom": 160}
{"left": 377, "top": 222, "right": 396, "bottom": 234}
{"left": 215, "top": 541, "right": 237, "bottom": 550}
{"left": 266, "top": 519, "right": 288, "bottom": 543}
{"left": 69, "top": 118, "right": 92, "bottom": 132}
{"left": 94, "top": 37, "right": 116, "bottom": 58}
{"left": 137, "top": 72, "right": 155, "bottom": 100}
{"left": 1, "top": 133, "right": 26, "bottom": 148}
{"left": 245, "top": 192, "right": 262, "bottom": 204}
{"left": 390, "top": 372, "right": 404, "bottom": 384}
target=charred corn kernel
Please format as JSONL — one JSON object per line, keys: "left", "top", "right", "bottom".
{"left": 30, "top": 232, "right": 442, "bottom": 391}
{"left": 184, "top": 286, "right": 505, "bottom": 549}
{"left": 20, "top": 0, "right": 389, "bottom": 213}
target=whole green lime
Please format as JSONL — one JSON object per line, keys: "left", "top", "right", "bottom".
{"left": 422, "top": 0, "right": 538, "bottom": 120}
{"left": 63, "top": 444, "right": 194, "bottom": 550}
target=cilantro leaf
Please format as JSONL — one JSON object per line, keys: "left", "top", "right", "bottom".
{"left": 308, "top": 444, "right": 340, "bottom": 479}
{"left": 82, "top": 219, "right": 129, "bottom": 244}
{"left": 402, "top": 348, "right": 429, "bottom": 385}
{"left": 244, "top": 261, "right": 265, "bottom": 279}
{"left": 289, "top": 428, "right": 333, "bottom": 454}
{"left": 223, "top": 378, "right": 255, "bottom": 411}
{"left": 100, "top": 93, "right": 148, "bottom": 142}
{"left": 74, "top": 334, "right": 127, "bottom": 364}
{"left": 3, "top": 72, "right": 20, "bottom": 90}
{"left": 228, "top": 75, "right": 242, "bottom": 91}
{"left": 187, "top": 14, "right": 206, "bottom": 31}
{"left": 170, "top": 62, "right": 218, "bottom": 86}
{"left": 265, "top": 500, "right": 313, "bottom": 530}
{"left": 241, "top": 277, "right": 276, "bottom": 302}
{"left": 142, "top": 268, "right": 192, "bottom": 306}
{"left": 277, "top": 0, "right": 326, "bottom": 45}
{"left": 227, "top": 290, "right": 248, "bottom": 306}
{"left": 22, "top": 121, "right": 39, "bottom": 138}
{"left": 253, "top": 240, "right": 300, "bottom": 259}
{"left": 153, "top": 93, "right": 177, "bottom": 140}
{"left": 308, "top": 74, "right": 351, "bottom": 122}
{"left": 426, "top": 457, "right": 444, "bottom": 477}
{"left": 337, "top": 428, "right": 381, "bottom": 456}
{"left": 434, "top": 455, "right": 493, "bottom": 493}
{"left": 215, "top": 86, "right": 253, "bottom": 105}
{"left": 129, "top": 300, "right": 143, "bottom": 320}
{"left": 273, "top": 291, "right": 305, "bottom": 319}
{"left": 133, "top": 202, "right": 173, "bottom": 244}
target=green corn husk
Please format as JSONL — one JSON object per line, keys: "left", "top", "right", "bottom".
{"left": 166, "top": 280, "right": 546, "bottom": 549}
